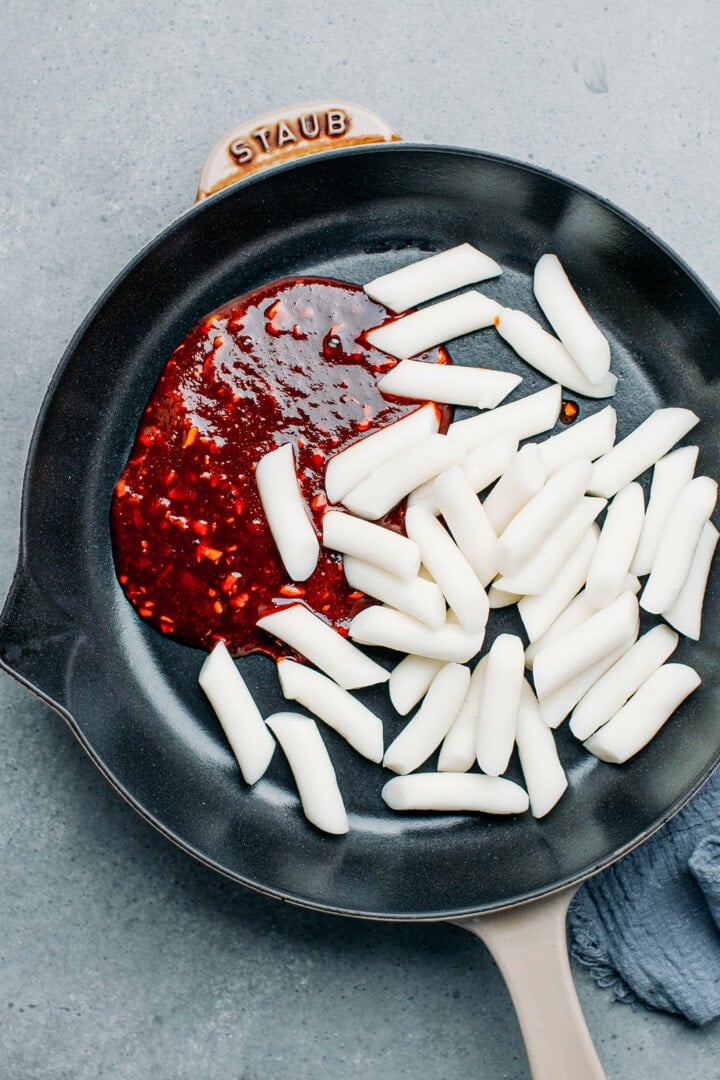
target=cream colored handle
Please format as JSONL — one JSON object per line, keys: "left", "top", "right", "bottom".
{"left": 456, "top": 886, "right": 606, "bottom": 1080}
{"left": 196, "top": 101, "right": 400, "bottom": 201}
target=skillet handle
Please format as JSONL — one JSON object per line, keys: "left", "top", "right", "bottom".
{"left": 196, "top": 101, "right": 400, "bottom": 200}
{"left": 456, "top": 885, "right": 606, "bottom": 1080}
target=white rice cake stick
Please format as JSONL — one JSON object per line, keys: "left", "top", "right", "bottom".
{"left": 342, "top": 434, "right": 464, "bottom": 520}
{"left": 405, "top": 505, "right": 489, "bottom": 633}
{"left": 447, "top": 384, "right": 562, "bottom": 452}
{"left": 438, "top": 655, "right": 488, "bottom": 772}
{"left": 525, "top": 576, "right": 640, "bottom": 670}
{"left": 366, "top": 291, "right": 502, "bottom": 360}
{"left": 569, "top": 625, "right": 679, "bottom": 741}
{"left": 539, "top": 406, "right": 617, "bottom": 476}
{"left": 255, "top": 443, "right": 319, "bottom": 581}
{"left": 257, "top": 604, "right": 389, "bottom": 689}
{"left": 476, "top": 633, "right": 525, "bottom": 776}
{"left": 631, "top": 446, "right": 699, "bottom": 576}
{"left": 494, "top": 496, "right": 606, "bottom": 597}
{"left": 538, "top": 634, "right": 637, "bottom": 729}
{"left": 322, "top": 509, "right": 420, "bottom": 581}
{"left": 343, "top": 555, "right": 446, "bottom": 629}
{"left": 364, "top": 243, "right": 502, "bottom": 312}
{"left": 383, "top": 662, "right": 471, "bottom": 774}
{"left": 516, "top": 679, "right": 568, "bottom": 817}
{"left": 518, "top": 525, "right": 598, "bottom": 641}
{"left": 584, "top": 663, "right": 700, "bottom": 764}
{"left": 495, "top": 308, "right": 617, "bottom": 398}
{"left": 409, "top": 432, "right": 519, "bottom": 516}
{"left": 533, "top": 590, "right": 639, "bottom": 699}
{"left": 664, "top": 521, "right": 719, "bottom": 640}
{"left": 585, "top": 482, "right": 645, "bottom": 609}
{"left": 533, "top": 253, "right": 611, "bottom": 385}
{"left": 463, "top": 432, "right": 520, "bottom": 494}
{"left": 497, "top": 456, "right": 592, "bottom": 575}
{"left": 325, "top": 402, "right": 439, "bottom": 504}
{"left": 382, "top": 773, "right": 529, "bottom": 814}
{"left": 526, "top": 590, "right": 596, "bottom": 670}
{"left": 378, "top": 358, "right": 521, "bottom": 410}
{"left": 641, "top": 476, "right": 718, "bottom": 614}
{"left": 389, "top": 654, "right": 444, "bottom": 716}
{"left": 488, "top": 583, "right": 523, "bottom": 608}
{"left": 588, "top": 407, "right": 699, "bottom": 498}
{"left": 433, "top": 466, "right": 498, "bottom": 586}
{"left": 265, "top": 712, "right": 348, "bottom": 835}
{"left": 349, "top": 605, "right": 485, "bottom": 663}
{"left": 198, "top": 641, "right": 276, "bottom": 785}
{"left": 483, "top": 443, "right": 546, "bottom": 535}
{"left": 277, "top": 658, "right": 384, "bottom": 762}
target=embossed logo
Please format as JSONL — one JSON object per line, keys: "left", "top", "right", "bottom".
{"left": 229, "top": 109, "right": 350, "bottom": 166}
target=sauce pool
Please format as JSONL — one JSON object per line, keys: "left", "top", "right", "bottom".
{"left": 111, "top": 277, "right": 449, "bottom": 657}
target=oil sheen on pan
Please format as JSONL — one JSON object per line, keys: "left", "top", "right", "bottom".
{"left": 110, "top": 277, "right": 449, "bottom": 657}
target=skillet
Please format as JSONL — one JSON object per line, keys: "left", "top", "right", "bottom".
{"left": 2, "top": 102, "right": 719, "bottom": 1079}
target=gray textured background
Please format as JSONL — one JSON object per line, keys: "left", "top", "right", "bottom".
{"left": 1, "top": 2, "right": 719, "bottom": 1077}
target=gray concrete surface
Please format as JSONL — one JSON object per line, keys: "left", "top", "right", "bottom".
{"left": 1, "top": 2, "right": 719, "bottom": 1077}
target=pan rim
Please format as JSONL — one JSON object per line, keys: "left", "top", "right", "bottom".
{"left": 3, "top": 141, "right": 720, "bottom": 921}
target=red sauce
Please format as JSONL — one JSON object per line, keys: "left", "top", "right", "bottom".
{"left": 111, "top": 277, "right": 449, "bottom": 657}
{"left": 560, "top": 399, "right": 579, "bottom": 425}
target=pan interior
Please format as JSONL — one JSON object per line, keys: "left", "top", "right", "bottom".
{"left": 10, "top": 146, "right": 720, "bottom": 919}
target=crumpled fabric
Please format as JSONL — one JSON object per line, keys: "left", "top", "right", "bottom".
{"left": 568, "top": 765, "right": 720, "bottom": 1026}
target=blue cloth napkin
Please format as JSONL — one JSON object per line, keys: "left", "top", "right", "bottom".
{"left": 568, "top": 766, "right": 720, "bottom": 1026}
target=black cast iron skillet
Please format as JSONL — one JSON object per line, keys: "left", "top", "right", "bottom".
{"left": 2, "top": 103, "right": 719, "bottom": 1079}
